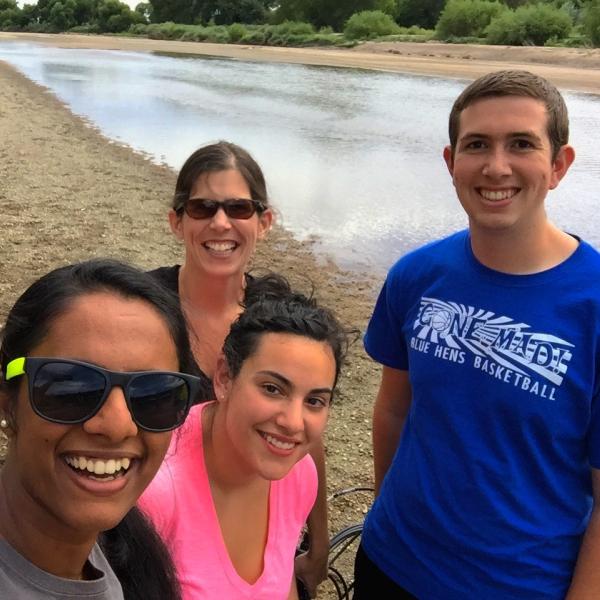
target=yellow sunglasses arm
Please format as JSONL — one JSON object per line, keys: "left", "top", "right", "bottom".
{"left": 5, "top": 357, "right": 26, "bottom": 381}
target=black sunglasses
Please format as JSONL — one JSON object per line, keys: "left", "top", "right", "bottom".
{"left": 182, "top": 198, "right": 265, "bottom": 220}
{"left": 5, "top": 357, "right": 204, "bottom": 432}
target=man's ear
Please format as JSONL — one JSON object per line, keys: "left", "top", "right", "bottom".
{"left": 443, "top": 145, "right": 454, "bottom": 176}
{"left": 213, "top": 355, "right": 232, "bottom": 403}
{"left": 168, "top": 209, "right": 184, "bottom": 240}
{"left": 549, "top": 144, "right": 575, "bottom": 190}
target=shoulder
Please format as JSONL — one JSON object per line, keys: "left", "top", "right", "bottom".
{"left": 571, "top": 239, "right": 600, "bottom": 273}
{"left": 387, "top": 230, "right": 468, "bottom": 281}
{"left": 281, "top": 454, "right": 318, "bottom": 510}
{"left": 147, "top": 265, "right": 180, "bottom": 294}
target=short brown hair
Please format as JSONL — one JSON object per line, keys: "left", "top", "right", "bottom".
{"left": 448, "top": 70, "right": 569, "bottom": 160}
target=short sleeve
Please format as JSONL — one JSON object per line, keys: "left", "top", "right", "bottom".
{"left": 364, "top": 273, "right": 408, "bottom": 370}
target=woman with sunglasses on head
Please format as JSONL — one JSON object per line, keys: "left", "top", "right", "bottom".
{"left": 140, "top": 274, "right": 348, "bottom": 599}
{"left": 150, "top": 141, "right": 330, "bottom": 597}
{"left": 0, "top": 259, "right": 209, "bottom": 599}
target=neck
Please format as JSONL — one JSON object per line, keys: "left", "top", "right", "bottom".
{"left": 469, "top": 221, "right": 578, "bottom": 275}
{"left": 179, "top": 264, "right": 245, "bottom": 315}
{"left": 0, "top": 467, "right": 96, "bottom": 580}
{"left": 202, "top": 403, "right": 266, "bottom": 493}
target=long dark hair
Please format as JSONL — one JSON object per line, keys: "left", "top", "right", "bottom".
{"left": 0, "top": 259, "right": 204, "bottom": 600}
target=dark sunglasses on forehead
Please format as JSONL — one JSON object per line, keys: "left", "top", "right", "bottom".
{"left": 182, "top": 197, "right": 266, "bottom": 220}
{"left": 5, "top": 357, "right": 204, "bottom": 432}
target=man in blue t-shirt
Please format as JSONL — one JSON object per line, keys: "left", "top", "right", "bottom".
{"left": 354, "top": 71, "right": 600, "bottom": 599}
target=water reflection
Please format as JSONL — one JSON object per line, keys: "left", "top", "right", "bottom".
{"left": 1, "top": 42, "right": 599, "bottom": 274}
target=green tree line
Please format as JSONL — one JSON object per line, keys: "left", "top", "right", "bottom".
{"left": 1, "top": 0, "right": 599, "bottom": 46}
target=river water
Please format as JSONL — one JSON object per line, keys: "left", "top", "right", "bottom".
{"left": 1, "top": 42, "right": 599, "bottom": 274}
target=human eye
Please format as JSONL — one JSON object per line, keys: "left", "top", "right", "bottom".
{"left": 512, "top": 138, "right": 535, "bottom": 150}
{"left": 261, "top": 382, "right": 282, "bottom": 396}
{"left": 305, "top": 395, "right": 330, "bottom": 410}
{"left": 460, "top": 139, "right": 486, "bottom": 152}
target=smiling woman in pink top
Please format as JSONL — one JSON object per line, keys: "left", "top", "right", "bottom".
{"left": 149, "top": 141, "right": 331, "bottom": 595}
{"left": 140, "top": 274, "right": 349, "bottom": 599}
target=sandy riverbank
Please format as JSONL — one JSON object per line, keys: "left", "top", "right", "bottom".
{"left": 1, "top": 31, "right": 600, "bottom": 93}
{"left": 0, "top": 35, "right": 596, "bottom": 596}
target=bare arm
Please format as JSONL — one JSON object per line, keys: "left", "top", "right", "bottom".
{"left": 566, "top": 468, "right": 600, "bottom": 599}
{"left": 294, "top": 441, "right": 329, "bottom": 598}
{"left": 373, "top": 366, "right": 412, "bottom": 496}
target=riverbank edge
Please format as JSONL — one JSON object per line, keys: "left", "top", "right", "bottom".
{"left": 2, "top": 31, "right": 600, "bottom": 94}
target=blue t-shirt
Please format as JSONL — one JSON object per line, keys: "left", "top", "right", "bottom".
{"left": 363, "top": 230, "right": 600, "bottom": 600}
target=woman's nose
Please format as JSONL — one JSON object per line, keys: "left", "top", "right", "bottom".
{"left": 82, "top": 387, "right": 138, "bottom": 441}
{"left": 209, "top": 206, "right": 232, "bottom": 230}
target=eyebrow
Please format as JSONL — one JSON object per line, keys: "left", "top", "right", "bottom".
{"left": 258, "top": 370, "right": 333, "bottom": 395}
{"left": 459, "top": 130, "right": 543, "bottom": 142}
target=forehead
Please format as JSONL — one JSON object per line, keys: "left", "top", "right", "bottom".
{"left": 457, "top": 96, "right": 550, "bottom": 139}
{"left": 191, "top": 169, "right": 250, "bottom": 197}
{"left": 32, "top": 292, "right": 178, "bottom": 371}
{"left": 244, "top": 332, "right": 336, "bottom": 381}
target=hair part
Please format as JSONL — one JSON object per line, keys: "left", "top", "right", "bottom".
{"left": 172, "top": 141, "right": 268, "bottom": 212}
{"left": 448, "top": 70, "right": 569, "bottom": 160}
{"left": 223, "top": 274, "right": 349, "bottom": 392}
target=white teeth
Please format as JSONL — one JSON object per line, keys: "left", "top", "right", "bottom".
{"left": 263, "top": 433, "right": 295, "bottom": 450}
{"left": 64, "top": 455, "right": 133, "bottom": 476}
{"left": 204, "top": 241, "right": 236, "bottom": 252}
{"left": 480, "top": 189, "right": 517, "bottom": 201}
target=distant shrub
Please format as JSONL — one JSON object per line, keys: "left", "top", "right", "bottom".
{"left": 180, "top": 28, "right": 208, "bottom": 41}
{"left": 406, "top": 25, "right": 431, "bottom": 35}
{"left": 310, "top": 33, "right": 339, "bottom": 45}
{"left": 582, "top": 0, "right": 600, "bottom": 47}
{"left": 203, "top": 25, "right": 229, "bottom": 43}
{"left": 241, "top": 28, "right": 267, "bottom": 44}
{"left": 129, "top": 22, "right": 148, "bottom": 35}
{"left": 436, "top": 0, "right": 507, "bottom": 40}
{"left": 228, "top": 22, "right": 247, "bottom": 42}
{"left": 269, "top": 20, "right": 314, "bottom": 36}
{"left": 485, "top": 3, "right": 573, "bottom": 46}
{"left": 344, "top": 10, "right": 400, "bottom": 40}
{"left": 70, "top": 23, "right": 101, "bottom": 33}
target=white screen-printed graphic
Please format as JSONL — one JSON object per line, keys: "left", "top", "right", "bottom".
{"left": 414, "top": 297, "right": 573, "bottom": 390}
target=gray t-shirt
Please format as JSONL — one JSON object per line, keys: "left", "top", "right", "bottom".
{"left": 0, "top": 538, "right": 124, "bottom": 599}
